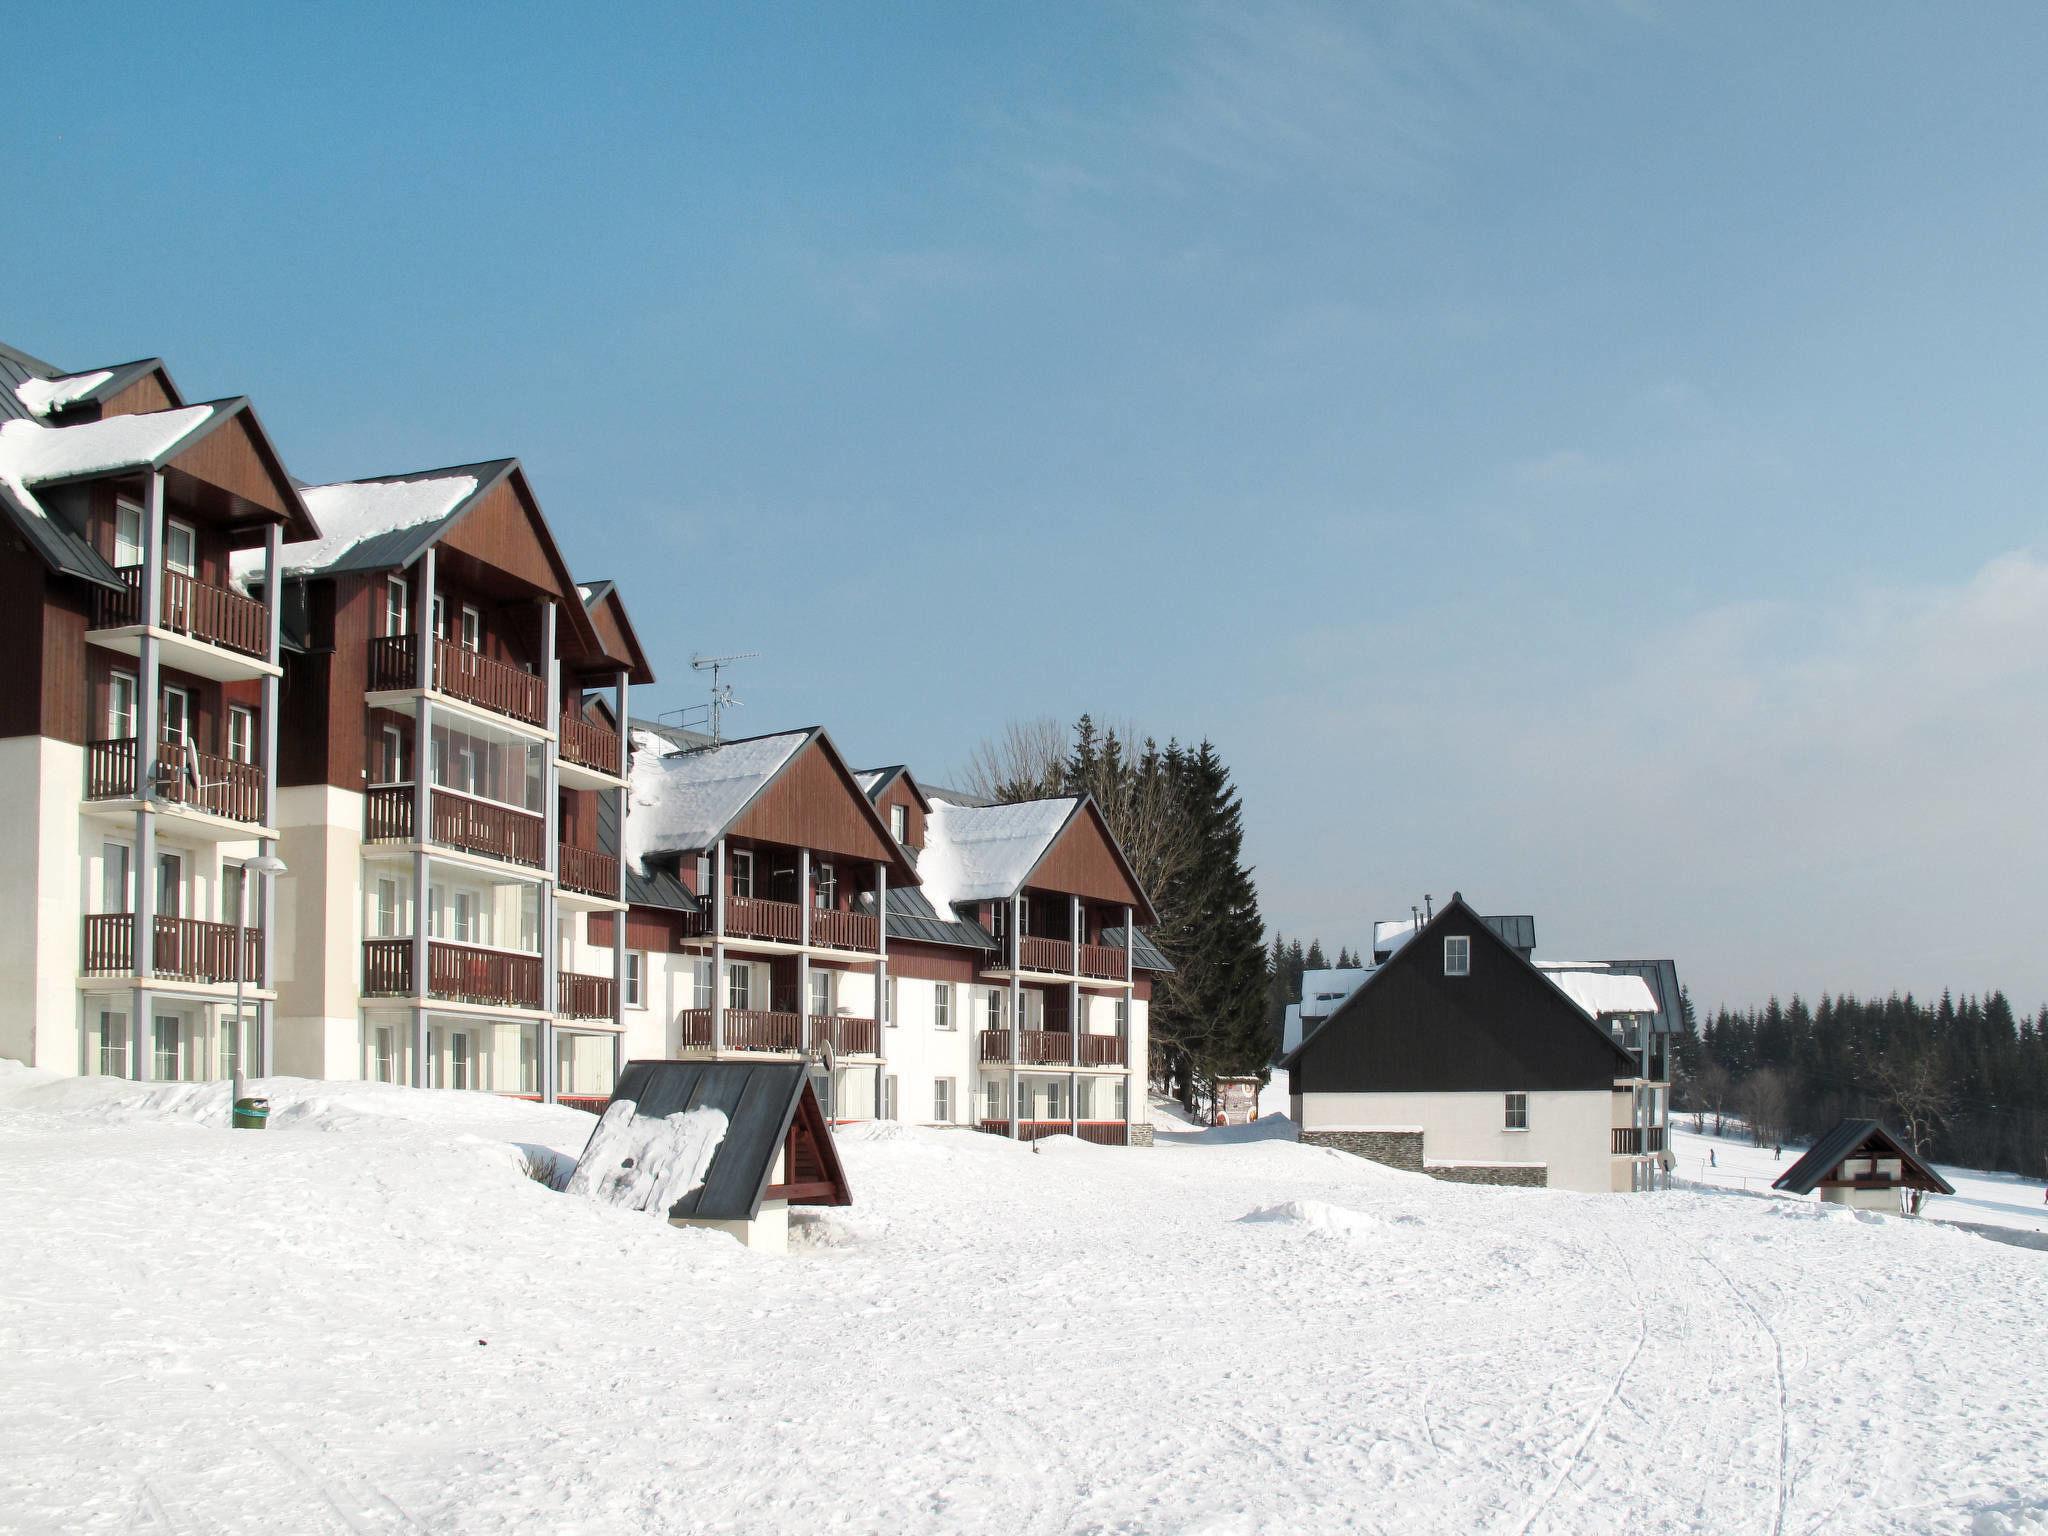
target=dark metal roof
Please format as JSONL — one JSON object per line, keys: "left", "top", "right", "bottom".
{"left": 1773, "top": 1120, "right": 1956, "bottom": 1197}
{"left": 604, "top": 1059, "right": 851, "bottom": 1221}
{"left": 860, "top": 884, "right": 996, "bottom": 951}
{"left": 289, "top": 458, "right": 520, "bottom": 576}
{"left": 1100, "top": 923, "right": 1175, "bottom": 973}
{"left": 0, "top": 340, "right": 56, "bottom": 422}
{"left": 919, "top": 781, "right": 995, "bottom": 808}
{"left": 1594, "top": 959, "right": 1686, "bottom": 1036}
{"left": 1483, "top": 914, "right": 1536, "bottom": 953}
{"left": 596, "top": 789, "right": 697, "bottom": 913}
{"left": 630, "top": 715, "right": 716, "bottom": 753}
{"left": 0, "top": 479, "right": 127, "bottom": 590}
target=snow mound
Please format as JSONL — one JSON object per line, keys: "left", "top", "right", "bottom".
{"left": 1240, "top": 1198, "right": 1381, "bottom": 1243}
{"left": 1972, "top": 1497, "right": 2048, "bottom": 1534}
{"left": 839, "top": 1119, "right": 918, "bottom": 1143}
{"left": 567, "top": 1100, "right": 728, "bottom": 1213}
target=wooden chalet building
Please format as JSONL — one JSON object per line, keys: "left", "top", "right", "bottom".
{"left": 1773, "top": 1120, "right": 1955, "bottom": 1214}
{"left": 607, "top": 730, "right": 1169, "bottom": 1142}
{"left": 250, "top": 460, "right": 654, "bottom": 1104}
{"left": 0, "top": 342, "right": 314, "bottom": 1081}
{"left": 1280, "top": 893, "right": 1669, "bottom": 1192}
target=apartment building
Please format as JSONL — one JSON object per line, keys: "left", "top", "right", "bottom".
{"left": 605, "top": 727, "right": 1169, "bottom": 1143}
{"left": 0, "top": 343, "right": 314, "bottom": 1080}
{"left": 251, "top": 462, "right": 653, "bottom": 1105}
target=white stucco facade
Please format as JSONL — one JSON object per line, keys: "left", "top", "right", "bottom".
{"left": 1296, "top": 1088, "right": 1624, "bottom": 1194}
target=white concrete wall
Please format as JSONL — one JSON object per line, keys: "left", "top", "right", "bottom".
{"left": 1299, "top": 1089, "right": 1616, "bottom": 1193}
{"left": 0, "top": 738, "right": 83, "bottom": 1071}
{"left": 273, "top": 785, "right": 368, "bottom": 1080}
{"left": 875, "top": 974, "right": 975, "bottom": 1123}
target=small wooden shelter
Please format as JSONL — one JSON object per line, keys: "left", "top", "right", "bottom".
{"left": 1773, "top": 1120, "right": 1955, "bottom": 1214}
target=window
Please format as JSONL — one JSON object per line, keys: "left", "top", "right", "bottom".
{"left": 227, "top": 706, "right": 257, "bottom": 765}
{"left": 153, "top": 1015, "right": 183, "bottom": 1081}
{"left": 107, "top": 672, "right": 136, "bottom": 741}
{"left": 883, "top": 1074, "right": 899, "bottom": 1122}
{"left": 933, "top": 983, "right": 952, "bottom": 1032}
{"left": 159, "top": 686, "right": 193, "bottom": 749}
{"left": 427, "top": 884, "right": 443, "bottom": 938}
{"left": 730, "top": 850, "right": 754, "bottom": 900}
{"left": 692, "top": 958, "right": 715, "bottom": 1010}
{"left": 163, "top": 520, "right": 197, "bottom": 578}
{"left": 1444, "top": 935, "right": 1471, "bottom": 977}
{"left": 890, "top": 803, "right": 908, "bottom": 842}
{"left": 385, "top": 577, "right": 409, "bottom": 637}
{"left": 432, "top": 594, "right": 448, "bottom": 642}
{"left": 113, "top": 499, "right": 144, "bottom": 569}
{"left": 222, "top": 865, "right": 246, "bottom": 928}
{"left": 1505, "top": 1092, "right": 1529, "bottom": 1131}
{"left": 377, "top": 725, "right": 405, "bottom": 785}
{"left": 460, "top": 605, "right": 481, "bottom": 653}
{"left": 156, "top": 852, "right": 183, "bottom": 918}
{"left": 100, "top": 842, "right": 130, "bottom": 915}
{"left": 1115, "top": 997, "right": 1129, "bottom": 1035}
{"left": 95, "top": 1009, "right": 129, "bottom": 1078}
{"left": 695, "top": 855, "right": 711, "bottom": 895}
{"left": 933, "top": 1078, "right": 953, "bottom": 1123}
{"left": 449, "top": 1031, "right": 472, "bottom": 1090}
{"left": 884, "top": 976, "right": 897, "bottom": 1027}
{"left": 726, "top": 962, "right": 752, "bottom": 1011}
{"left": 1046, "top": 1079, "right": 1063, "bottom": 1119}
{"left": 813, "top": 861, "right": 836, "bottom": 909}
{"left": 624, "top": 952, "right": 646, "bottom": 1010}
{"left": 374, "top": 878, "right": 401, "bottom": 938}
{"left": 219, "top": 1014, "right": 249, "bottom": 1079}
{"left": 985, "top": 1079, "right": 1003, "bottom": 1122}
{"left": 987, "top": 987, "right": 1006, "bottom": 1029}
{"left": 808, "top": 968, "right": 834, "bottom": 1019}
{"left": 1115, "top": 1079, "right": 1128, "bottom": 1120}
{"left": 452, "top": 891, "right": 477, "bottom": 945}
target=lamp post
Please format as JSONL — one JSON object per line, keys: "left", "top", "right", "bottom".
{"left": 231, "top": 852, "right": 288, "bottom": 1117}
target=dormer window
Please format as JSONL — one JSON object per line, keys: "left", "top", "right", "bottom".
{"left": 1444, "top": 935, "right": 1470, "bottom": 977}
{"left": 890, "top": 803, "right": 908, "bottom": 842}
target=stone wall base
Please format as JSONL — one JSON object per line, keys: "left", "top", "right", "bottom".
{"left": 1129, "top": 1124, "right": 1155, "bottom": 1148}
{"left": 1426, "top": 1163, "right": 1548, "bottom": 1188}
{"left": 1300, "top": 1129, "right": 1424, "bottom": 1173}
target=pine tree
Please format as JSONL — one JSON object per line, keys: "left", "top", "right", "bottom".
{"left": 1304, "top": 939, "right": 1328, "bottom": 971}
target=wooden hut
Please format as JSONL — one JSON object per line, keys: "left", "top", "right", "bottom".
{"left": 1773, "top": 1120, "right": 1955, "bottom": 1215}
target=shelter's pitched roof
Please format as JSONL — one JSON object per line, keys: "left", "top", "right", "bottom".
{"left": 853, "top": 764, "right": 932, "bottom": 812}
{"left": 576, "top": 577, "right": 656, "bottom": 686}
{"left": 603, "top": 1059, "right": 851, "bottom": 1221}
{"left": 916, "top": 793, "right": 1158, "bottom": 922}
{"left": 1773, "top": 1120, "right": 1956, "bottom": 1197}
{"left": 1542, "top": 970, "right": 1661, "bottom": 1020}
{"left": 2, "top": 342, "right": 179, "bottom": 424}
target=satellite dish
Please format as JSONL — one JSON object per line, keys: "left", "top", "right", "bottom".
{"left": 820, "top": 1040, "right": 837, "bottom": 1074}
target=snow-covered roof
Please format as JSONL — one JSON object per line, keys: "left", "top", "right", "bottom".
{"left": 14, "top": 370, "right": 112, "bottom": 418}
{"left": 914, "top": 796, "right": 1077, "bottom": 911}
{"left": 1300, "top": 967, "right": 1372, "bottom": 1017}
{"left": 0, "top": 405, "right": 218, "bottom": 500}
{"left": 1372, "top": 917, "right": 1420, "bottom": 957}
{"left": 854, "top": 770, "right": 884, "bottom": 795}
{"left": 622, "top": 728, "right": 810, "bottom": 871}
{"left": 1545, "top": 970, "right": 1660, "bottom": 1019}
{"left": 238, "top": 472, "right": 479, "bottom": 579}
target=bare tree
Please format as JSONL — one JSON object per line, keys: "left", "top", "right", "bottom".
{"left": 1740, "top": 1066, "right": 1791, "bottom": 1148}
{"left": 1697, "top": 1058, "right": 1733, "bottom": 1136}
{"left": 1869, "top": 1049, "right": 1954, "bottom": 1161}
{"left": 958, "top": 718, "right": 1067, "bottom": 803}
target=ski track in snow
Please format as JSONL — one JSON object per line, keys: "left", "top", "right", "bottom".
{"left": 3, "top": 1069, "right": 2047, "bottom": 1534}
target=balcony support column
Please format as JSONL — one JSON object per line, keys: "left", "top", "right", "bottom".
{"left": 1009, "top": 892, "right": 1022, "bottom": 1139}
{"left": 797, "top": 847, "right": 811, "bottom": 1055}
{"left": 875, "top": 859, "right": 888, "bottom": 1122}
{"left": 712, "top": 839, "right": 726, "bottom": 1054}
{"left": 540, "top": 599, "right": 558, "bottom": 1104}
{"left": 256, "top": 521, "right": 283, "bottom": 1075}
{"left": 131, "top": 471, "right": 167, "bottom": 1081}
{"left": 1124, "top": 904, "right": 1136, "bottom": 1141}
{"left": 410, "top": 549, "right": 436, "bottom": 1089}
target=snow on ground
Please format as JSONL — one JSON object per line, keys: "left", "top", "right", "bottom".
{"left": 1673, "top": 1121, "right": 2048, "bottom": 1238}
{"left": 3, "top": 1062, "right": 2047, "bottom": 1534}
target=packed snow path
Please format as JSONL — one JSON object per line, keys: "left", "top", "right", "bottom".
{"left": 1, "top": 1070, "right": 2044, "bottom": 1534}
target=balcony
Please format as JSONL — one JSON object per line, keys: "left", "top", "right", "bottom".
{"left": 808, "top": 1015, "right": 880, "bottom": 1056}
{"left": 681, "top": 896, "right": 808, "bottom": 946}
{"left": 1078, "top": 1034, "right": 1126, "bottom": 1067}
{"left": 1015, "top": 936, "right": 1073, "bottom": 974}
{"left": 86, "top": 738, "right": 267, "bottom": 827}
{"left": 557, "top": 971, "right": 616, "bottom": 1020}
{"left": 92, "top": 568, "right": 272, "bottom": 678}
{"left": 810, "top": 908, "right": 880, "bottom": 952}
{"left": 368, "top": 634, "right": 545, "bottom": 728}
{"left": 362, "top": 938, "right": 544, "bottom": 1011}
{"left": 1078, "top": 943, "right": 1126, "bottom": 981}
{"left": 676, "top": 1007, "right": 804, "bottom": 1052}
{"left": 82, "top": 914, "right": 262, "bottom": 984}
{"left": 978, "top": 1029, "right": 1085, "bottom": 1066}
{"left": 364, "top": 785, "right": 545, "bottom": 869}
{"left": 558, "top": 712, "right": 623, "bottom": 781}
{"left": 1611, "top": 1127, "right": 1668, "bottom": 1156}
{"left": 557, "top": 843, "right": 621, "bottom": 901}
{"left": 975, "top": 1121, "right": 1129, "bottom": 1146}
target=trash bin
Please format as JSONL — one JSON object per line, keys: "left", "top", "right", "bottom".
{"left": 232, "top": 1096, "right": 270, "bottom": 1130}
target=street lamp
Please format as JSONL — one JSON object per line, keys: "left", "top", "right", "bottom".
{"left": 231, "top": 852, "right": 287, "bottom": 1116}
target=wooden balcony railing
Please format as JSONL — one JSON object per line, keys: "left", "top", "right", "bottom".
{"left": 1078, "top": 943, "right": 1126, "bottom": 981}
{"left": 557, "top": 971, "right": 616, "bottom": 1020}
{"left": 559, "top": 712, "right": 622, "bottom": 776}
{"left": 1017, "top": 936, "right": 1074, "bottom": 974}
{"left": 360, "top": 939, "right": 543, "bottom": 1009}
{"left": 1611, "top": 1127, "right": 1668, "bottom": 1156}
{"left": 93, "top": 567, "right": 269, "bottom": 659}
{"left": 807, "top": 1015, "right": 879, "bottom": 1056}
{"left": 558, "top": 843, "right": 620, "bottom": 900}
{"left": 978, "top": 1029, "right": 1078, "bottom": 1066}
{"left": 84, "top": 738, "right": 265, "bottom": 823}
{"left": 362, "top": 938, "right": 413, "bottom": 996}
{"left": 1078, "top": 1034, "right": 1126, "bottom": 1068}
{"left": 725, "top": 896, "right": 801, "bottom": 944}
{"left": 678, "top": 1009, "right": 714, "bottom": 1049}
{"left": 809, "top": 908, "right": 879, "bottom": 952}
{"left": 975, "top": 1121, "right": 1129, "bottom": 1146}
{"left": 674, "top": 1008, "right": 808, "bottom": 1051}
{"left": 365, "top": 634, "right": 545, "bottom": 726}
{"left": 82, "top": 914, "right": 261, "bottom": 983}
{"left": 361, "top": 785, "right": 544, "bottom": 867}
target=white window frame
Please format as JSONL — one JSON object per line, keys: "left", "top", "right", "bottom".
{"left": 883, "top": 1074, "right": 899, "bottom": 1122}
{"left": 813, "top": 861, "right": 836, "bottom": 910}
{"left": 374, "top": 877, "right": 402, "bottom": 939}
{"left": 159, "top": 685, "right": 194, "bottom": 749}
{"left": 385, "top": 576, "right": 409, "bottom": 637}
{"left": 883, "top": 975, "right": 897, "bottom": 1027}
{"left": 933, "top": 983, "right": 952, "bottom": 1032}
{"left": 113, "top": 498, "right": 144, "bottom": 569}
{"left": 448, "top": 1030, "right": 473, "bottom": 1091}
{"left": 452, "top": 890, "right": 477, "bottom": 945}
{"left": 808, "top": 968, "right": 834, "bottom": 1019}
{"left": 96, "top": 1008, "right": 130, "bottom": 1078}
{"left": 432, "top": 594, "right": 448, "bottom": 642}
{"left": 730, "top": 850, "right": 755, "bottom": 900}
{"left": 100, "top": 841, "right": 131, "bottom": 915}
{"left": 987, "top": 987, "right": 1006, "bottom": 1029}
{"left": 1505, "top": 1092, "right": 1529, "bottom": 1131}
{"left": 156, "top": 851, "right": 183, "bottom": 918}
{"left": 625, "top": 951, "right": 646, "bottom": 1010}
{"left": 227, "top": 705, "right": 257, "bottom": 765}
{"left": 985, "top": 1078, "right": 1003, "bottom": 1122}
{"left": 1444, "top": 935, "right": 1471, "bottom": 978}
{"left": 378, "top": 724, "right": 406, "bottom": 786}
{"left": 933, "top": 1077, "right": 953, "bottom": 1123}
{"left": 692, "top": 958, "right": 715, "bottom": 1010}
{"left": 163, "top": 518, "right": 198, "bottom": 578}
{"left": 107, "top": 671, "right": 137, "bottom": 741}
{"left": 890, "top": 803, "right": 908, "bottom": 842}
{"left": 460, "top": 604, "right": 481, "bottom": 653}
{"left": 726, "top": 961, "right": 752, "bottom": 1012}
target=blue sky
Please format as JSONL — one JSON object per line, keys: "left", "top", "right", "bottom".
{"left": 7, "top": 3, "right": 2048, "bottom": 1007}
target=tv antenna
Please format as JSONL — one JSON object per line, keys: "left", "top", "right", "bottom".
{"left": 689, "top": 651, "right": 756, "bottom": 745}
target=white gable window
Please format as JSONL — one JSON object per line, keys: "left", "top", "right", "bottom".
{"left": 890, "top": 803, "right": 908, "bottom": 842}
{"left": 1505, "top": 1092, "right": 1528, "bottom": 1131}
{"left": 385, "top": 576, "right": 409, "bottom": 637}
{"left": 1444, "top": 935, "right": 1471, "bottom": 977}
